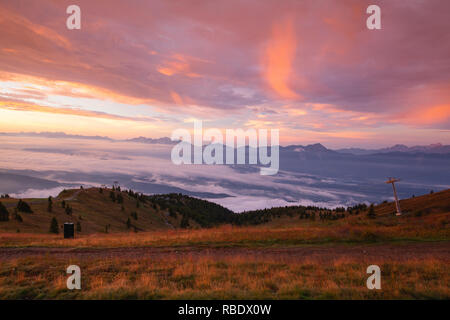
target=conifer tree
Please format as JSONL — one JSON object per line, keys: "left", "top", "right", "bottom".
{"left": 47, "top": 196, "right": 53, "bottom": 213}
{"left": 0, "top": 202, "right": 9, "bottom": 221}
{"left": 17, "top": 199, "right": 33, "bottom": 213}
{"left": 367, "top": 204, "right": 376, "bottom": 218}
{"left": 49, "top": 217, "right": 59, "bottom": 234}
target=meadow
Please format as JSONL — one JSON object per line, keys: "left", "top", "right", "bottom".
{"left": 0, "top": 254, "right": 448, "bottom": 299}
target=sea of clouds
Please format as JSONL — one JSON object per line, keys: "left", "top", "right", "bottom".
{"left": 0, "top": 135, "right": 447, "bottom": 212}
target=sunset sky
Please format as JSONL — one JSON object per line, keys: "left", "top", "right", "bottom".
{"left": 0, "top": 0, "right": 449, "bottom": 148}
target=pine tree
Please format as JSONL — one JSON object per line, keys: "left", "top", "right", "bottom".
{"left": 180, "top": 215, "right": 190, "bottom": 228}
{"left": 110, "top": 191, "right": 116, "bottom": 202}
{"left": 0, "top": 202, "right": 9, "bottom": 221}
{"left": 126, "top": 217, "right": 131, "bottom": 229}
{"left": 47, "top": 196, "right": 53, "bottom": 213}
{"left": 17, "top": 199, "right": 33, "bottom": 213}
{"left": 49, "top": 217, "right": 59, "bottom": 234}
{"left": 367, "top": 204, "right": 376, "bottom": 218}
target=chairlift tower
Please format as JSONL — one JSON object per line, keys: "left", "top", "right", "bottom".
{"left": 385, "top": 177, "right": 402, "bottom": 216}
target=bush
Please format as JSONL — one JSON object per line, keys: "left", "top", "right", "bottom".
{"left": 49, "top": 217, "right": 59, "bottom": 234}
{"left": 65, "top": 205, "right": 73, "bottom": 215}
{"left": 15, "top": 213, "right": 23, "bottom": 222}
{"left": 169, "top": 208, "right": 177, "bottom": 218}
{"left": 362, "top": 231, "right": 381, "bottom": 242}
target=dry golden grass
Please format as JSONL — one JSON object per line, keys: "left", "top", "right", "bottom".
{"left": 0, "top": 254, "right": 448, "bottom": 299}
{"left": 1, "top": 213, "right": 448, "bottom": 248}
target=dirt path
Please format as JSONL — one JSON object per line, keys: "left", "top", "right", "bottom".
{"left": 0, "top": 242, "right": 448, "bottom": 262}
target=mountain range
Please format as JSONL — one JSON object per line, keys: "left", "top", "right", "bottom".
{"left": 335, "top": 143, "right": 450, "bottom": 155}
{"left": 1, "top": 132, "right": 448, "bottom": 153}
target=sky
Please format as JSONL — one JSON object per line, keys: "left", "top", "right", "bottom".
{"left": 0, "top": 0, "right": 449, "bottom": 148}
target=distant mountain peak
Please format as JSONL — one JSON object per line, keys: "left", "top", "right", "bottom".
{"left": 283, "top": 143, "right": 332, "bottom": 153}
{"left": 125, "top": 136, "right": 178, "bottom": 144}
{"left": 429, "top": 143, "right": 443, "bottom": 148}
{"left": 305, "top": 143, "right": 329, "bottom": 152}
{"left": 335, "top": 143, "right": 450, "bottom": 155}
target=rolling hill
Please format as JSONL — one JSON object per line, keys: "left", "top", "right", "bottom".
{"left": 0, "top": 187, "right": 449, "bottom": 235}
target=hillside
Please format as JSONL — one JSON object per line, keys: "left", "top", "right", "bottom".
{"left": 0, "top": 187, "right": 448, "bottom": 235}
{"left": 0, "top": 188, "right": 170, "bottom": 234}
{"left": 0, "top": 187, "right": 235, "bottom": 234}
{"left": 239, "top": 188, "right": 450, "bottom": 227}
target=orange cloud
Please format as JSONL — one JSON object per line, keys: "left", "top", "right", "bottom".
{"left": 157, "top": 54, "right": 202, "bottom": 78}
{"left": 0, "top": 99, "right": 155, "bottom": 123}
{"left": 393, "top": 105, "right": 450, "bottom": 126}
{"left": 170, "top": 91, "right": 184, "bottom": 105}
{"left": 263, "top": 18, "right": 300, "bottom": 100}
{"left": 0, "top": 72, "right": 154, "bottom": 106}
{"left": 0, "top": 7, "right": 72, "bottom": 50}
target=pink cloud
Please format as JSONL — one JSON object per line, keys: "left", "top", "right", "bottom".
{"left": 0, "top": 0, "right": 449, "bottom": 145}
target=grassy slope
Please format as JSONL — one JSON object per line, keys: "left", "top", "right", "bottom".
{"left": 0, "top": 188, "right": 171, "bottom": 234}
{"left": 0, "top": 188, "right": 448, "bottom": 247}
